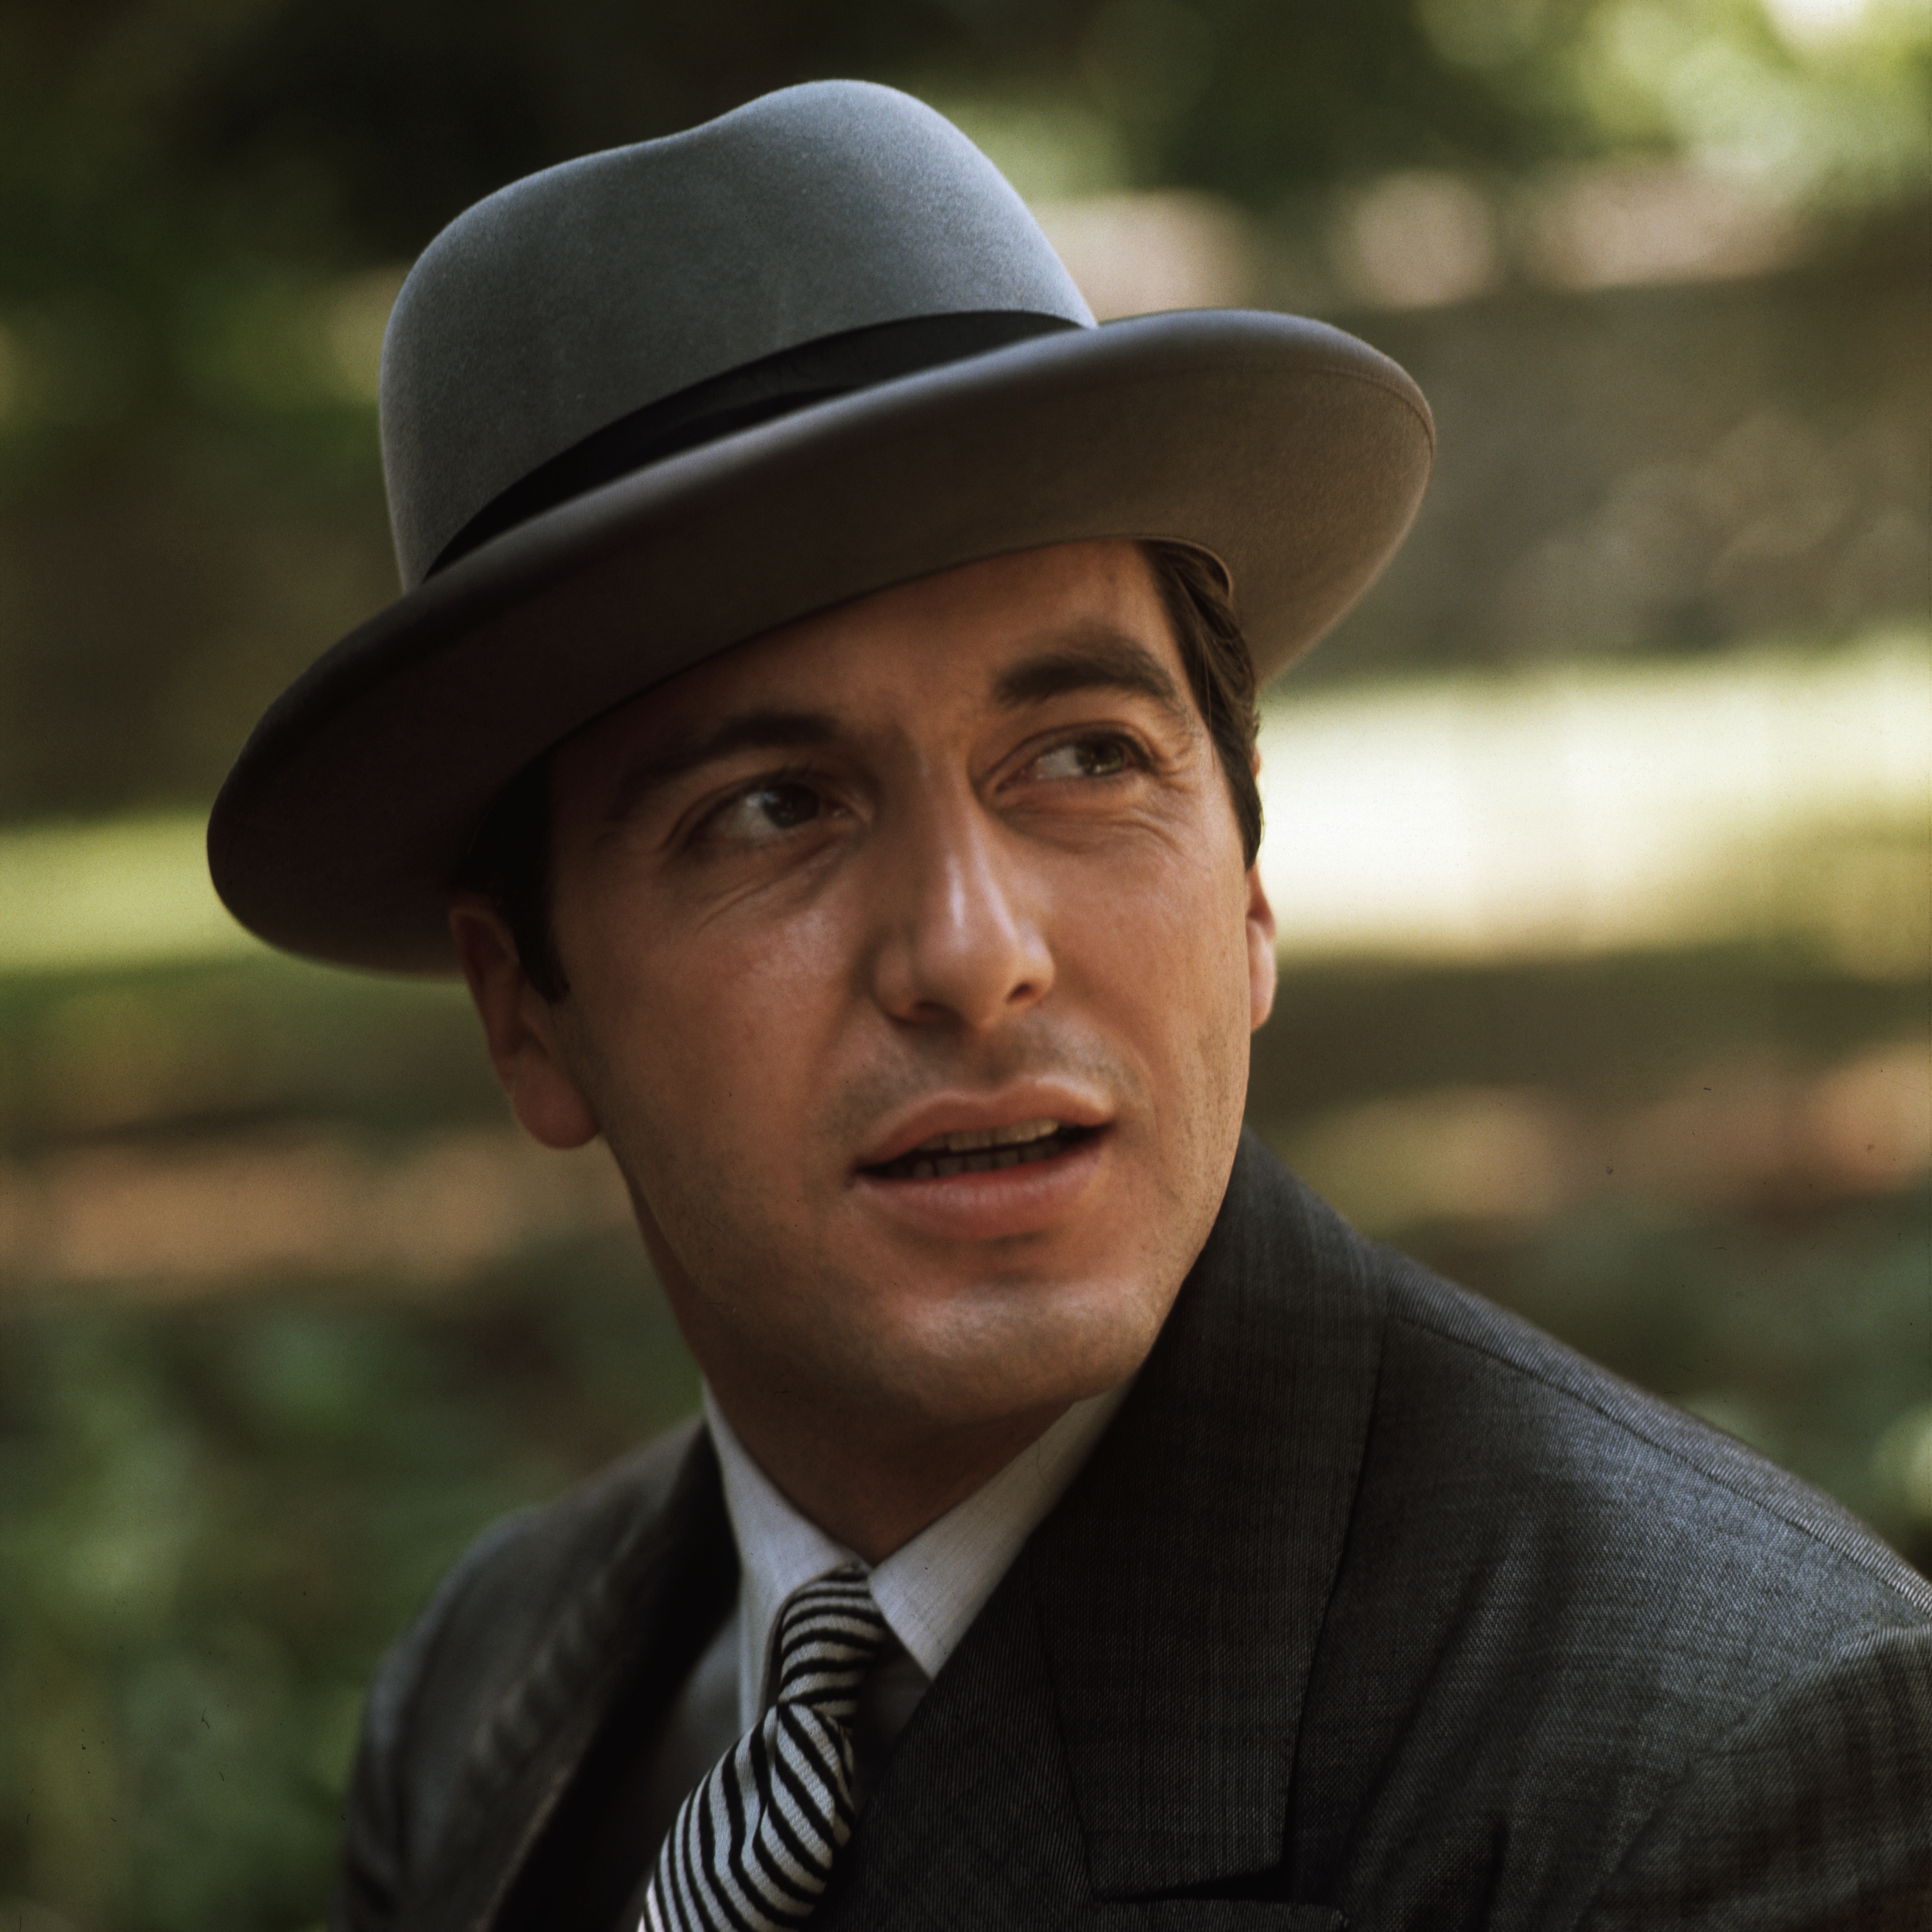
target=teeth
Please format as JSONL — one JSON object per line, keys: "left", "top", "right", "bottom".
{"left": 911, "top": 1118, "right": 1061, "bottom": 1156}
{"left": 903, "top": 1133, "right": 1071, "bottom": 1180}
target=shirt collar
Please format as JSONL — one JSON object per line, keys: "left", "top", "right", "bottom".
{"left": 703, "top": 1379, "right": 1132, "bottom": 1730}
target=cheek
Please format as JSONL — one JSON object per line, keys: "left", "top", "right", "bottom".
{"left": 567, "top": 891, "right": 854, "bottom": 1164}
{"left": 1065, "top": 833, "right": 1254, "bottom": 1035}
{"left": 1178, "top": 908, "right": 1257, "bottom": 1137}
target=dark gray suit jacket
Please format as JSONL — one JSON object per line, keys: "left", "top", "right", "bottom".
{"left": 333, "top": 1134, "right": 1932, "bottom": 1931}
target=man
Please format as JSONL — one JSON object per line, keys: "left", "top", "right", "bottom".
{"left": 208, "top": 81, "right": 1931, "bottom": 1932}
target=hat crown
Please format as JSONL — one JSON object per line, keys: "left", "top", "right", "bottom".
{"left": 379, "top": 80, "right": 1095, "bottom": 590}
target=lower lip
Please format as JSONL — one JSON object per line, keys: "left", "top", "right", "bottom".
{"left": 851, "top": 1129, "right": 1110, "bottom": 1241}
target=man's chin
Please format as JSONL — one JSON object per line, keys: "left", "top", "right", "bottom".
{"left": 826, "top": 1287, "right": 1168, "bottom": 1435}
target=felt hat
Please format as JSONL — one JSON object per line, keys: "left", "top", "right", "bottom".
{"left": 207, "top": 80, "right": 1434, "bottom": 972}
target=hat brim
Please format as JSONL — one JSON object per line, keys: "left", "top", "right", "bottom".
{"left": 208, "top": 309, "right": 1433, "bottom": 972}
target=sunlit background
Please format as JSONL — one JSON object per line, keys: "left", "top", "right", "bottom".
{"left": 2, "top": 3, "right": 1928, "bottom": 1927}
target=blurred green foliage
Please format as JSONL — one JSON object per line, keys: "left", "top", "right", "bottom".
{"left": 0, "top": 1244, "right": 699, "bottom": 1930}
{"left": 0, "top": 952, "right": 495, "bottom": 1142}
{"left": 3, "top": 4, "right": 1929, "bottom": 1927}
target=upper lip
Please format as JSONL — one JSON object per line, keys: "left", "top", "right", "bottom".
{"left": 855, "top": 1085, "right": 1112, "bottom": 1171}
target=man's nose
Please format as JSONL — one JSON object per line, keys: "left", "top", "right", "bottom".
{"left": 867, "top": 790, "right": 1055, "bottom": 1031}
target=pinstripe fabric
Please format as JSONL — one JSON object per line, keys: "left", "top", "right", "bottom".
{"left": 641, "top": 1568, "right": 887, "bottom": 1932}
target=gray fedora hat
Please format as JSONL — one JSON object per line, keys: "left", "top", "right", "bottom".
{"left": 208, "top": 79, "right": 1433, "bottom": 973}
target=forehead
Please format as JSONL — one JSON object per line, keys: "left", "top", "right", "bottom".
{"left": 557, "top": 538, "right": 1180, "bottom": 781}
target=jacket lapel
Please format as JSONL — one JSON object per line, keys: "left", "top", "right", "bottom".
{"left": 824, "top": 1133, "right": 1387, "bottom": 1921}
{"left": 820, "top": 1560, "right": 1102, "bottom": 1925}
{"left": 414, "top": 1421, "right": 736, "bottom": 1932}
{"left": 1035, "top": 1134, "right": 1387, "bottom": 1898}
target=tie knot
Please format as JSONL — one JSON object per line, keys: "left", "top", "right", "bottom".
{"left": 772, "top": 1565, "right": 890, "bottom": 1719}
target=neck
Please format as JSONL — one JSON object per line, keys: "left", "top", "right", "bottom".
{"left": 705, "top": 1385, "right": 1073, "bottom": 1564}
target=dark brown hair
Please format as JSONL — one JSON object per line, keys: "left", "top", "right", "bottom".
{"left": 459, "top": 538, "right": 1263, "bottom": 1003}
{"left": 1142, "top": 537, "right": 1263, "bottom": 868}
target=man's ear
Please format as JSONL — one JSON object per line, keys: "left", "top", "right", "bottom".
{"left": 1245, "top": 863, "right": 1277, "bottom": 1033}
{"left": 449, "top": 893, "right": 600, "bottom": 1148}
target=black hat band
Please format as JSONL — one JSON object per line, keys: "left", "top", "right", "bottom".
{"left": 428, "top": 309, "right": 1082, "bottom": 577}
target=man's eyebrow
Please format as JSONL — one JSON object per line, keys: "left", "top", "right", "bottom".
{"left": 602, "top": 710, "right": 841, "bottom": 823}
{"left": 992, "top": 628, "right": 1191, "bottom": 721}
{"left": 602, "top": 630, "right": 1186, "bottom": 822}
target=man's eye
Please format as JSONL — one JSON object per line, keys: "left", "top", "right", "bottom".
{"left": 707, "top": 780, "right": 825, "bottom": 843}
{"left": 1032, "top": 735, "right": 1136, "bottom": 781}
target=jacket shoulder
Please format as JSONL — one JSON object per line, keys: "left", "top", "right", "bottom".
{"left": 1373, "top": 1247, "right": 1932, "bottom": 1627}
{"left": 333, "top": 1417, "right": 717, "bottom": 1931}
{"left": 1282, "top": 1201, "right": 1931, "bottom": 1925}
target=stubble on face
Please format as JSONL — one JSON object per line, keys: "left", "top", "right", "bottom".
{"left": 565, "top": 988, "right": 1229, "bottom": 1429}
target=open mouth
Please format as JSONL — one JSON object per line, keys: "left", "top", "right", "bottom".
{"left": 863, "top": 1118, "right": 1097, "bottom": 1181}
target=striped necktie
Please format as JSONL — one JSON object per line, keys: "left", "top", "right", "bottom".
{"left": 642, "top": 1565, "right": 890, "bottom": 1932}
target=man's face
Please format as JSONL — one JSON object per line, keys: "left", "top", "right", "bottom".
{"left": 468, "top": 540, "right": 1275, "bottom": 1450}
